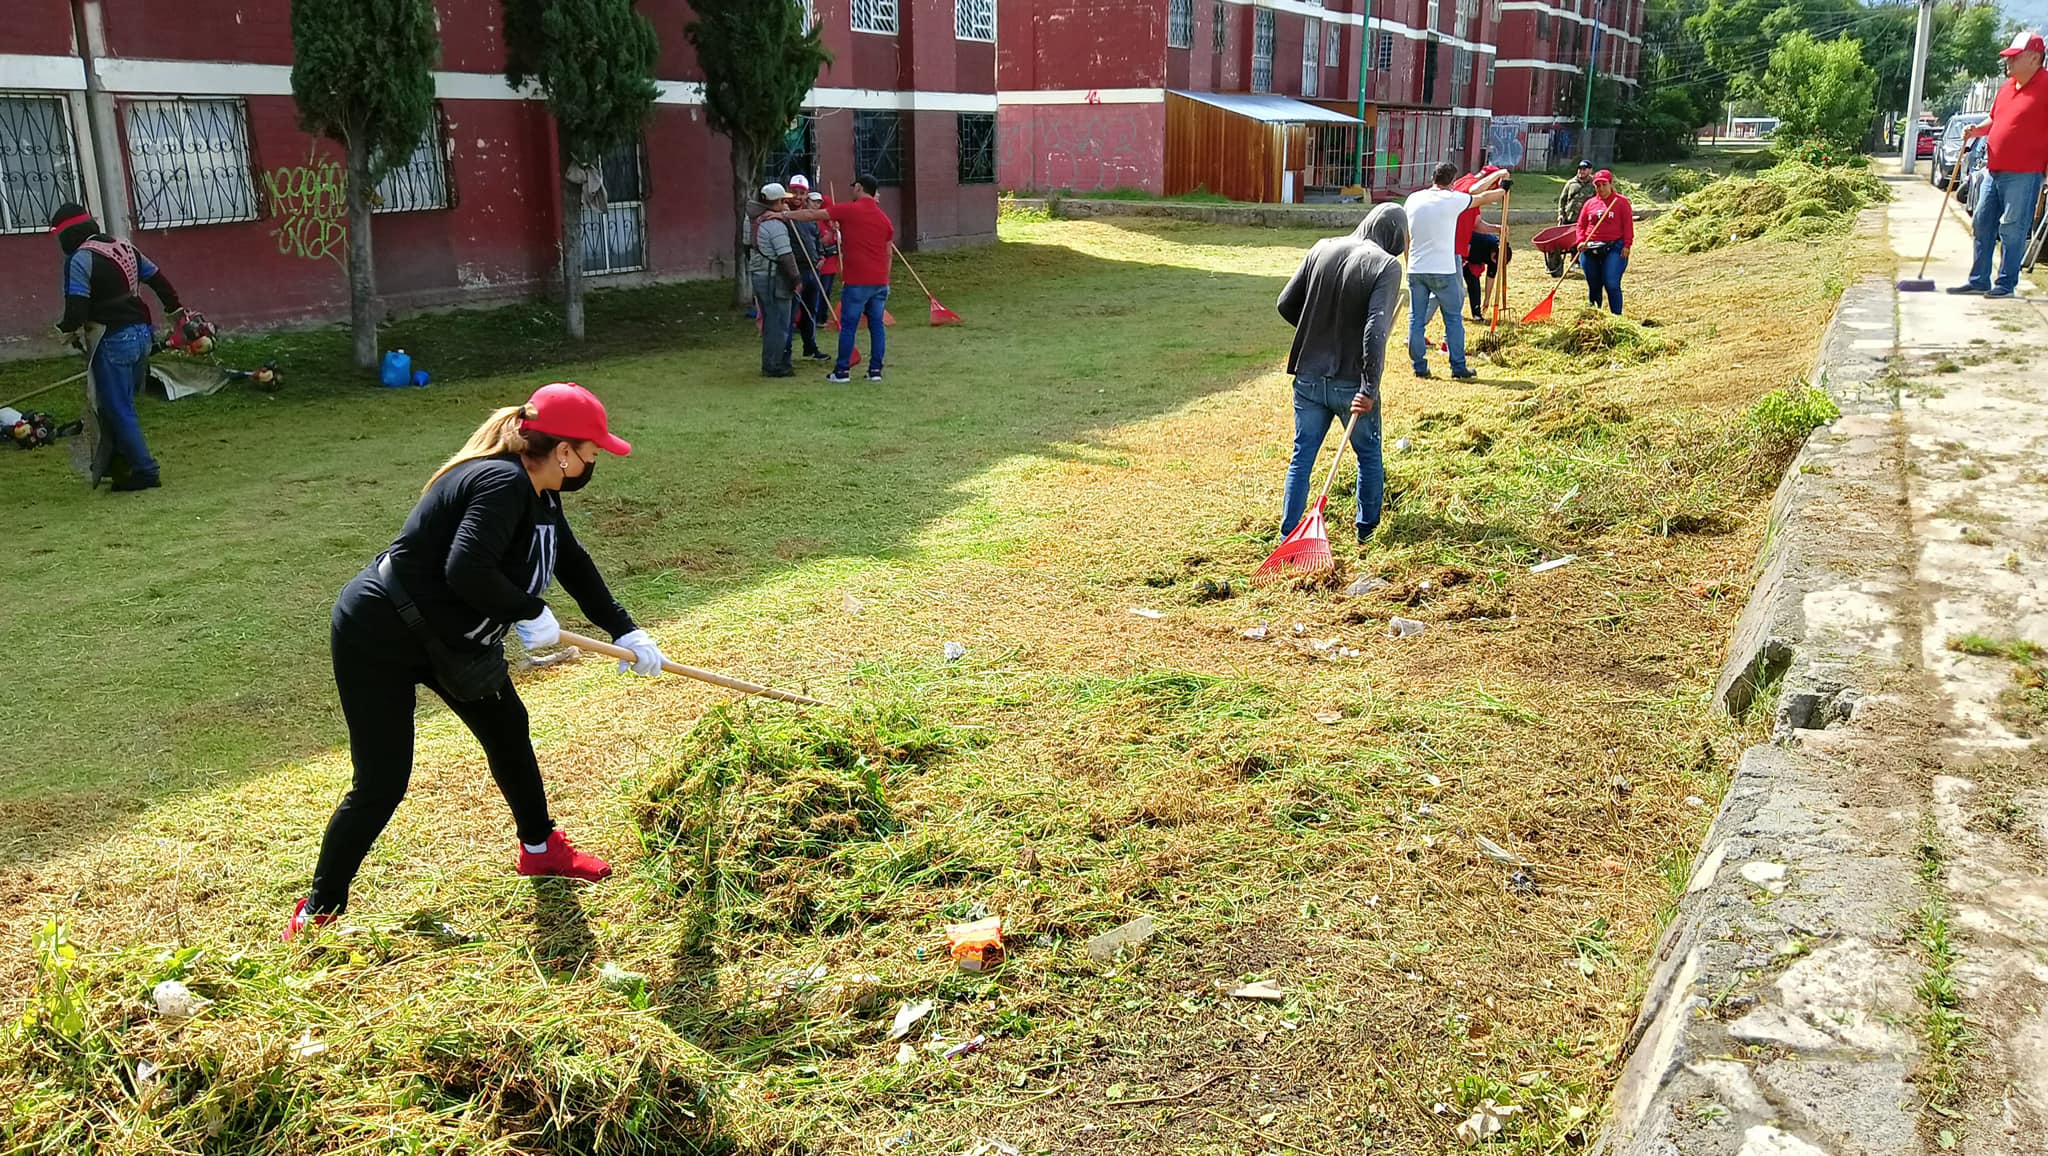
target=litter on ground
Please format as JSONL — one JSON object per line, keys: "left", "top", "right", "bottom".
{"left": 1227, "top": 980, "right": 1287, "bottom": 1002}
{"left": 1388, "top": 617, "right": 1426, "bottom": 638}
{"left": 888, "top": 999, "right": 935, "bottom": 1040}
{"left": 1530, "top": 554, "right": 1578, "bottom": 574}
{"left": 1086, "top": 914, "right": 1158, "bottom": 962}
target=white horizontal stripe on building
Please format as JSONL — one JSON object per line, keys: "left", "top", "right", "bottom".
{"left": 0, "top": 53, "right": 88, "bottom": 89}
{"left": 1498, "top": 2, "right": 1642, "bottom": 44}
{"left": 1493, "top": 58, "right": 1638, "bottom": 85}
{"left": 1216, "top": 0, "right": 1499, "bottom": 55}
{"left": 8, "top": 56, "right": 1000, "bottom": 112}
{"left": 996, "top": 88, "right": 1168, "bottom": 105}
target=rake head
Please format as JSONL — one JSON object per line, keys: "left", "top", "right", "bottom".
{"left": 1521, "top": 288, "right": 1558, "bottom": 325}
{"left": 1256, "top": 498, "right": 1335, "bottom": 581}
{"left": 929, "top": 297, "right": 962, "bottom": 325}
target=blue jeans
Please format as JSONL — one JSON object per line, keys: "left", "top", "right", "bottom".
{"left": 836, "top": 284, "right": 889, "bottom": 375}
{"left": 1966, "top": 169, "right": 2045, "bottom": 294}
{"left": 1581, "top": 246, "right": 1627, "bottom": 314}
{"left": 1407, "top": 272, "right": 1468, "bottom": 375}
{"left": 1282, "top": 374, "right": 1384, "bottom": 539}
{"left": 91, "top": 322, "right": 158, "bottom": 481}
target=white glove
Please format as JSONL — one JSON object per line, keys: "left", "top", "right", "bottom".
{"left": 614, "top": 628, "right": 665, "bottom": 677}
{"left": 514, "top": 606, "right": 560, "bottom": 649}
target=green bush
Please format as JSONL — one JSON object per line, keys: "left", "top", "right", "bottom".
{"left": 1749, "top": 384, "right": 1840, "bottom": 448}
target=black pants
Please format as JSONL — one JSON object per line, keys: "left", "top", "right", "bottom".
{"left": 308, "top": 578, "right": 554, "bottom": 913}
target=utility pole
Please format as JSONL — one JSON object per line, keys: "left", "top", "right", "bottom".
{"left": 1357, "top": 0, "right": 1374, "bottom": 188}
{"left": 1581, "top": 23, "right": 1600, "bottom": 140}
{"left": 1900, "top": 0, "right": 1933, "bottom": 174}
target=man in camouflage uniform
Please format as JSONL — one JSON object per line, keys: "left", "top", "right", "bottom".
{"left": 1551, "top": 160, "right": 1599, "bottom": 278}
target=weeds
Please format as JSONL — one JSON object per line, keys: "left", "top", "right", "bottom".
{"left": 1944, "top": 635, "right": 2048, "bottom": 732}
{"left": 1748, "top": 384, "right": 1840, "bottom": 450}
{"left": 1914, "top": 900, "right": 1969, "bottom": 1112}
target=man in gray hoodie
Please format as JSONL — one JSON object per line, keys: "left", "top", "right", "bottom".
{"left": 1275, "top": 203, "right": 1409, "bottom": 543}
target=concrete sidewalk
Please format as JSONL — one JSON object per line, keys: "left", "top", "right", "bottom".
{"left": 1597, "top": 171, "right": 2048, "bottom": 1156}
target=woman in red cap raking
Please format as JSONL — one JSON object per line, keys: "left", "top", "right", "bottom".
{"left": 285, "top": 383, "right": 668, "bottom": 940}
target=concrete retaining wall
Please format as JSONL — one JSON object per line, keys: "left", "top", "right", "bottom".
{"left": 1596, "top": 210, "right": 1935, "bottom": 1155}
{"left": 1005, "top": 196, "right": 1666, "bottom": 230}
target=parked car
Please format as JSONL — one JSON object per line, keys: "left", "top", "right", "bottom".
{"left": 1960, "top": 136, "right": 1990, "bottom": 212}
{"left": 1915, "top": 124, "right": 1939, "bottom": 161}
{"left": 1933, "top": 113, "right": 1988, "bottom": 186}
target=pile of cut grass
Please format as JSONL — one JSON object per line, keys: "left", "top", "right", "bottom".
{"left": 637, "top": 700, "right": 972, "bottom": 951}
{"left": 1472, "top": 309, "right": 1682, "bottom": 371}
{"left": 4, "top": 919, "right": 726, "bottom": 1155}
{"left": 1650, "top": 161, "right": 1888, "bottom": 253}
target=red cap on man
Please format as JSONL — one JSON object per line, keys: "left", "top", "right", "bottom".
{"left": 2000, "top": 30, "right": 2045, "bottom": 57}
{"left": 523, "top": 383, "right": 632, "bottom": 455}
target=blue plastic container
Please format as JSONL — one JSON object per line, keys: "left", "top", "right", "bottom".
{"left": 412, "top": 369, "right": 430, "bottom": 387}
{"left": 379, "top": 349, "right": 412, "bottom": 389}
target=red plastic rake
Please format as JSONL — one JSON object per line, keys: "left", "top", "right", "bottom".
{"left": 1256, "top": 411, "right": 1361, "bottom": 581}
{"left": 1522, "top": 198, "right": 1617, "bottom": 325}
{"left": 893, "top": 243, "right": 962, "bottom": 325}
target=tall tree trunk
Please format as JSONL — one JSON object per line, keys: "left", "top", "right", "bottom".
{"left": 344, "top": 134, "right": 378, "bottom": 371}
{"left": 732, "top": 143, "right": 755, "bottom": 308}
{"left": 562, "top": 156, "right": 587, "bottom": 341}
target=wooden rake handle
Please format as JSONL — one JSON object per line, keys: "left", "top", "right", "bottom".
{"left": 555, "top": 629, "right": 829, "bottom": 707}
{"left": 891, "top": 242, "right": 938, "bottom": 300}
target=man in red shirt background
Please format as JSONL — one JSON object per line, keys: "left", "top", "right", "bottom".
{"left": 1954, "top": 30, "right": 2047, "bottom": 298}
{"left": 773, "top": 173, "right": 896, "bottom": 382}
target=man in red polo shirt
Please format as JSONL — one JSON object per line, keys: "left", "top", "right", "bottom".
{"left": 1953, "top": 30, "right": 2048, "bottom": 298}
{"left": 772, "top": 173, "right": 896, "bottom": 382}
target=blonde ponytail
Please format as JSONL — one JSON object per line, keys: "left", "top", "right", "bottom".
{"left": 426, "top": 403, "right": 560, "bottom": 491}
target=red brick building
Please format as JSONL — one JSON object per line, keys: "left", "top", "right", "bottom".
{"left": 1488, "top": 0, "right": 1643, "bottom": 167}
{"left": 997, "top": 0, "right": 1641, "bottom": 199}
{"left": 0, "top": 0, "right": 998, "bottom": 350}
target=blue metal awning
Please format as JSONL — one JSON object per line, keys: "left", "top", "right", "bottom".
{"left": 1169, "top": 90, "right": 1364, "bottom": 126}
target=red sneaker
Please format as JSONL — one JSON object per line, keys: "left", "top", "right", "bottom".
{"left": 282, "top": 898, "right": 336, "bottom": 943}
{"left": 516, "top": 830, "right": 613, "bottom": 882}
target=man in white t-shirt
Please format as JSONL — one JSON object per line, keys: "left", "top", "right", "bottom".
{"left": 1403, "top": 162, "right": 1508, "bottom": 379}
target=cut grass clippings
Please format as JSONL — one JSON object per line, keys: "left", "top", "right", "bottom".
{"left": 1649, "top": 160, "right": 1889, "bottom": 253}
{"left": 0, "top": 205, "right": 1875, "bottom": 1154}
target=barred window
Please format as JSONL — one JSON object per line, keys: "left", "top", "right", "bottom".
{"left": 956, "top": 0, "right": 993, "bottom": 41}
{"left": 1453, "top": 49, "right": 1472, "bottom": 103}
{"left": 581, "top": 139, "right": 645, "bottom": 276}
{"left": 958, "top": 113, "right": 995, "bottom": 184}
{"left": 1326, "top": 25, "right": 1342, "bottom": 67}
{"left": 1377, "top": 31, "right": 1394, "bottom": 70}
{"left": 759, "top": 117, "right": 815, "bottom": 189}
{"left": 1303, "top": 18, "right": 1320, "bottom": 97}
{"left": 854, "top": 111, "right": 902, "bottom": 186}
{"left": 1168, "top": 0, "right": 1193, "bottom": 48}
{"left": 123, "top": 98, "right": 258, "bottom": 229}
{"left": 852, "top": 0, "right": 896, "bottom": 34}
{"left": 1537, "top": 12, "right": 1550, "bottom": 39}
{"left": 0, "top": 94, "right": 82, "bottom": 235}
{"left": 372, "top": 113, "right": 451, "bottom": 214}
{"left": 1251, "top": 9, "right": 1275, "bottom": 92}
{"left": 1212, "top": 0, "right": 1226, "bottom": 52}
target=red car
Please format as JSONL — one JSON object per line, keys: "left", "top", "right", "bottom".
{"left": 1915, "top": 125, "right": 1938, "bottom": 159}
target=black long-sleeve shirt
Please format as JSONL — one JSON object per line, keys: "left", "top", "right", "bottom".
{"left": 354, "top": 453, "right": 635, "bottom": 654}
{"left": 58, "top": 236, "right": 181, "bottom": 332}
{"left": 1276, "top": 205, "right": 1408, "bottom": 397}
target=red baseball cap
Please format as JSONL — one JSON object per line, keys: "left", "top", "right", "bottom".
{"left": 1594, "top": 169, "right": 1616, "bottom": 183}
{"left": 523, "top": 382, "right": 631, "bottom": 455}
{"left": 2000, "top": 30, "right": 2044, "bottom": 57}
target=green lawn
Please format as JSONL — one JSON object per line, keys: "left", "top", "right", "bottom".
{"left": 1, "top": 206, "right": 1865, "bottom": 1154}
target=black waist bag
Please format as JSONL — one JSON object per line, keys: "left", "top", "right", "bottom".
{"left": 376, "top": 556, "right": 509, "bottom": 702}
{"left": 1582, "top": 241, "right": 1614, "bottom": 258}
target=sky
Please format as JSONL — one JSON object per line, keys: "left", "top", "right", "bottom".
{"left": 2005, "top": 0, "right": 2048, "bottom": 34}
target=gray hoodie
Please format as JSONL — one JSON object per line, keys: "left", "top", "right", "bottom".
{"left": 1276, "top": 203, "right": 1409, "bottom": 396}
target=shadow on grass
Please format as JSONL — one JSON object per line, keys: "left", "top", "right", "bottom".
{"left": 0, "top": 234, "right": 1303, "bottom": 867}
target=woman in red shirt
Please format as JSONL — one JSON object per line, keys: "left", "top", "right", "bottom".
{"left": 1574, "top": 170, "right": 1635, "bottom": 315}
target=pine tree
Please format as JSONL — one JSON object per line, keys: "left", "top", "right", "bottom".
{"left": 289, "top": 0, "right": 439, "bottom": 371}
{"left": 504, "top": 0, "right": 660, "bottom": 340}
{"left": 686, "top": 0, "right": 832, "bottom": 306}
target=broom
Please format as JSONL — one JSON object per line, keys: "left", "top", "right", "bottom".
{"left": 1899, "top": 151, "right": 1968, "bottom": 292}
{"left": 1523, "top": 196, "right": 1617, "bottom": 324}
{"left": 556, "top": 629, "right": 828, "bottom": 706}
{"left": 892, "top": 242, "right": 962, "bottom": 324}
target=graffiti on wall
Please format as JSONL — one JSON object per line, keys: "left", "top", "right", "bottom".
{"left": 997, "top": 105, "right": 1158, "bottom": 193}
{"left": 264, "top": 146, "right": 348, "bottom": 264}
